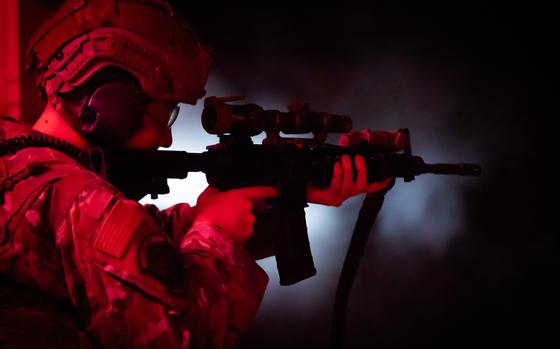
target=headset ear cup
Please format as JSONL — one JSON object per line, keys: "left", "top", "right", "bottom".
{"left": 79, "top": 80, "right": 148, "bottom": 147}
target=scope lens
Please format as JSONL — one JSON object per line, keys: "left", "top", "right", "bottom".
{"left": 201, "top": 106, "right": 218, "bottom": 133}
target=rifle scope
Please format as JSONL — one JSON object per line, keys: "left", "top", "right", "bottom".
{"left": 202, "top": 96, "right": 352, "bottom": 136}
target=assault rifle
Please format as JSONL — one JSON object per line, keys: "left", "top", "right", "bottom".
{"left": 101, "top": 96, "right": 480, "bottom": 285}
{"left": 99, "top": 96, "right": 480, "bottom": 348}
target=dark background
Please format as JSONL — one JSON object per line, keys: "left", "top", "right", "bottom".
{"left": 171, "top": 2, "right": 553, "bottom": 348}
{"left": 27, "top": 1, "right": 554, "bottom": 348}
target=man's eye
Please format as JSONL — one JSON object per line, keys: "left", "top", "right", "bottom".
{"left": 168, "top": 106, "right": 180, "bottom": 128}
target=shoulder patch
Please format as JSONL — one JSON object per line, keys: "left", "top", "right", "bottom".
{"left": 94, "top": 200, "right": 144, "bottom": 259}
{"left": 139, "top": 234, "right": 186, "bottom": 296}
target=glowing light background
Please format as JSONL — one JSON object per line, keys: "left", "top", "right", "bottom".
{"left": 142, "top": 3, "right": 549, "bottom": 348}
{"left": 140, "top": 53, "right": 494, "bottom": 347}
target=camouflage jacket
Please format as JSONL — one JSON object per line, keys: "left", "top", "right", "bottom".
{"left": 0, "top": 117, "right": 268, "bottom": 349}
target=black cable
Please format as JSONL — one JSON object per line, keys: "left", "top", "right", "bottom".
{"left": 0, "top": 133, "right": 85, "bottom": 161}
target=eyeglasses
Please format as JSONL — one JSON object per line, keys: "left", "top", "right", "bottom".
{"left": 167, "top": 105, "right": 180, "bottom": 128}
{"left": 146, "top": 102, "right": 181, "bottom": 128}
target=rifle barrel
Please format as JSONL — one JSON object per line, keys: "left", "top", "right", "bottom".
{"left": 422, "top": 163, "right": 481, "bottom": 176}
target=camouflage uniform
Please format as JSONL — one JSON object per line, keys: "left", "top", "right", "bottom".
{"left": 0, "top": 116, "right": 268, "bottom": 349}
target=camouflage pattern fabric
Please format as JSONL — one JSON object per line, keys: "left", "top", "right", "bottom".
{"left": 0, "top": 117, "right": 268, "bottom": 349}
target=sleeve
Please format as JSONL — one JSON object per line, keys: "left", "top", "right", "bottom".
{"left": 54, "top": 180, "right": 268, "bottom": 349}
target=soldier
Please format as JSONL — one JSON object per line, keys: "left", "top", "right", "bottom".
{"left": 0, "top": 0, "right": 393, "bottom": 348}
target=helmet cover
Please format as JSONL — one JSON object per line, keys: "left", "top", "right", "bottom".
{"left": 27, "top": 0, "right": 210, "bottom": 105}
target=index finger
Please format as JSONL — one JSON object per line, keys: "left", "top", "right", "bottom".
{"left": 196, "top": 185, "right": 221, "bottom": 206}
{"left": 229, "top": 186, "right": 280, "bottom": 201}
{"left": 199, "top": 185, "right": 220, "bottom": 198}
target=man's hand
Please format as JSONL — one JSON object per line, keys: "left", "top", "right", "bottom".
{"left": 193, "top": 186, "right": 280, "bottom": 243}
{"left": 307, "top": 155, "right": 394, "bottom": 206}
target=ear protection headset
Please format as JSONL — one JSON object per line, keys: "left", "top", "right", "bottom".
{"left": 77, "top": 75, "right": 151, "bottom": 148}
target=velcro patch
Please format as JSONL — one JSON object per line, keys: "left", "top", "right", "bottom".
{"left": 139, "top": 234, "right": 186, "bottom": 296}
{"left": 94, "top": 200, "right": 143, "bottom": 259}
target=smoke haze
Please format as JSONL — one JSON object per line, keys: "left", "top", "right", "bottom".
{"left": 144, "top": 2, "right": 550, "bottom": 348}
